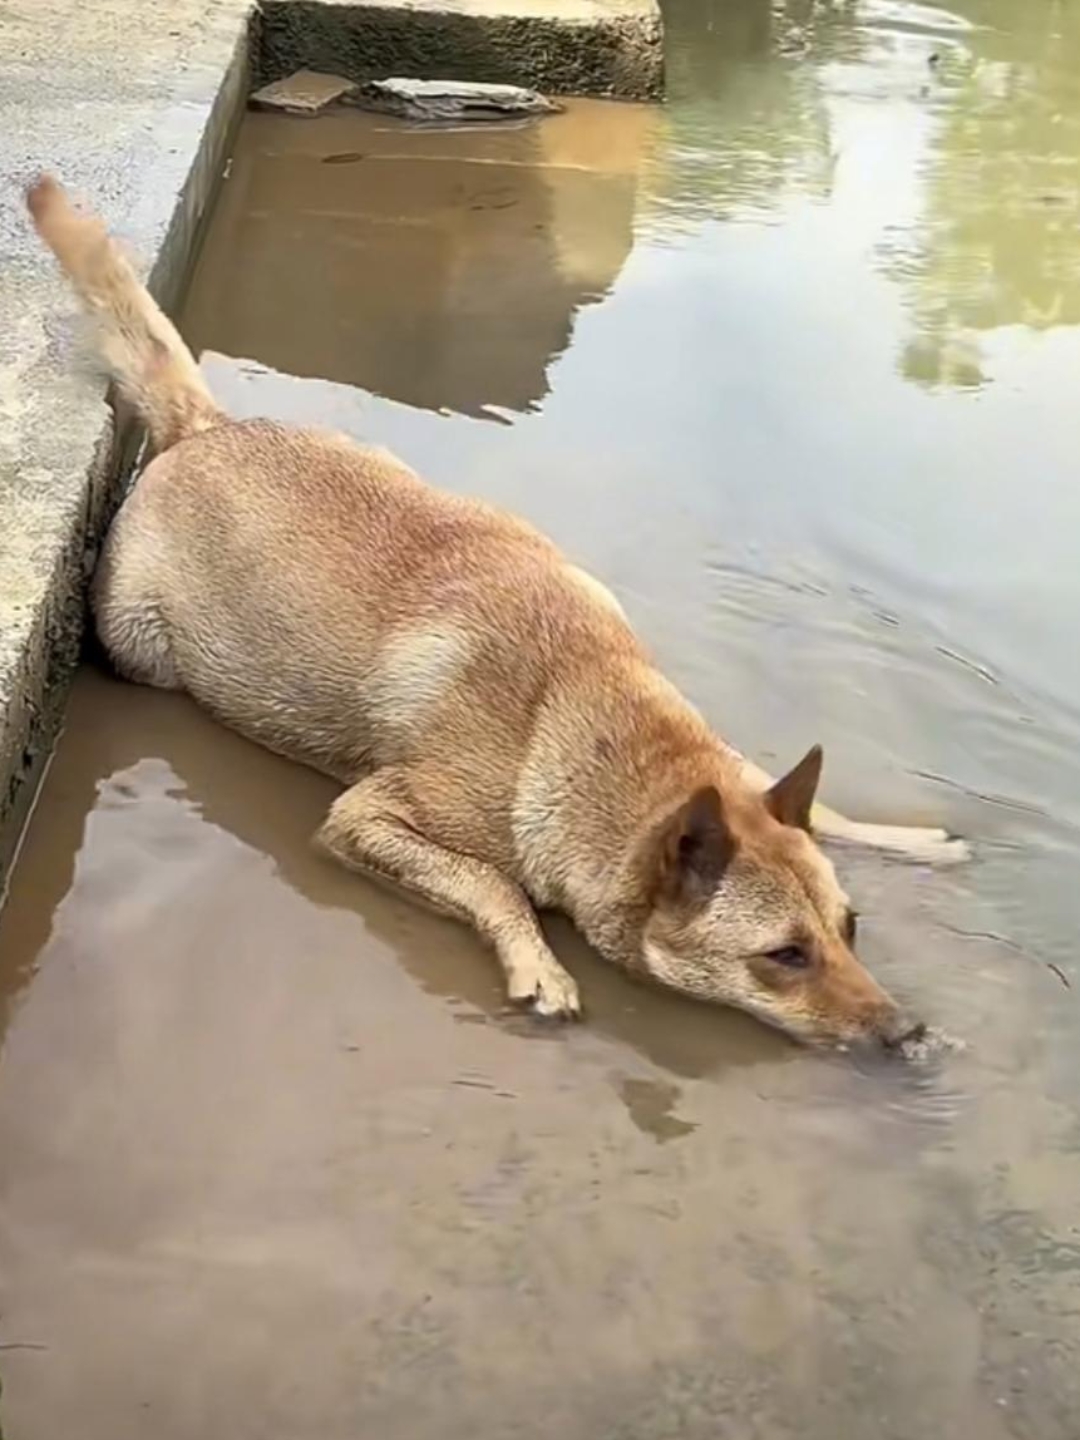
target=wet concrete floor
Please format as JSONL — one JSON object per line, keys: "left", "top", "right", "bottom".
{"left": 4, "top": 1, "right": 1080, "bottom": 1436}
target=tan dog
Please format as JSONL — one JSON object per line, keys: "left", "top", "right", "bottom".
{"left": 28, "top": 176, "right": 965, "bottom": 1047}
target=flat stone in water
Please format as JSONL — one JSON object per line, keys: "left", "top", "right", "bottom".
{"left": 346, "top": 76, "right": 561, "bottom": 122}
{"left": 250, "top": 69, "right": 358, "bottom": 115}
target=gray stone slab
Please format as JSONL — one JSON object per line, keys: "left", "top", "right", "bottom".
{"left": 251, "top": 67, "right": 358, "bottom": 113}
{"left": 347, "top": 75, "right": 562, "bottom": 120}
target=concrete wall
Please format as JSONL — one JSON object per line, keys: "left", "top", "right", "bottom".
{"left": 0, "top": 0, "right": 253, "bottom": 888}
{"left": 257, "top": 0, "right": 664, "bottom": 101}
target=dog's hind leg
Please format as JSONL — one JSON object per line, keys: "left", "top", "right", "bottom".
{"left": 315, "top": 772, "right": 582, "bottom": 1018}
{"left": 91, "top": 485, "right": 180, "bottom": 690}
{"left": 735, "top": 753, "right": 970, "bottom": 864}
{"left": 805, "top": 810, "right": 970, "bottom": 864}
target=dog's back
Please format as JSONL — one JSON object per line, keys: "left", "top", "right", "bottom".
{"left": 102, "top": 413, "right": 660, "bottom": 872}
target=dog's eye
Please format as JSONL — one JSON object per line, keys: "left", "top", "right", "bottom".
{"left": 766, "top": 945, "right": 809, "bottom": 969}
{"left": 843, "top": 910, "right": 858, "bottom": 944}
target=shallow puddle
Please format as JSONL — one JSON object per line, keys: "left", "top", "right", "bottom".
{"left": 3, "top": 1, "right": 1080, "bottom": 1436}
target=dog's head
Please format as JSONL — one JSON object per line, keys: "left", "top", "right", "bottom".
{"left": 637, "top": 747, "right": 920, "bottom": 1049}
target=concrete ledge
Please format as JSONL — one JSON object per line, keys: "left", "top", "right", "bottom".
{"left": 256, "top": 0, "right": 664, "bottom": 101}
{"left": 0, "top": 0, "right": 251, "bottom": 888}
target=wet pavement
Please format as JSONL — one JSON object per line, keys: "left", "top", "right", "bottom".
{"left": 3, "top": 2, "right": 1080, "bottom": 1436}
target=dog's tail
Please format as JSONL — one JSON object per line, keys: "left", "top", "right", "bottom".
{"left": 26, "top": 174, "right": 222, "bottom": 452}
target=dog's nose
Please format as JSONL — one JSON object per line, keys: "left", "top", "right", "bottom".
{"left": 879, "top": 1016, "right": 927, "bottom": 1052}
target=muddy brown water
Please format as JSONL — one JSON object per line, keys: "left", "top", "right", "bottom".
{"left": 3, "top": 2, "right": 1080, "bottom": 1436}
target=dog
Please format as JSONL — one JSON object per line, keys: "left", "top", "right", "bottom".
{"left": 27, "top": 175, "right": 966, "bottom": 1048}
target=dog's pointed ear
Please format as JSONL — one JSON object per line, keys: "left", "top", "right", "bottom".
{"left": 654, "top": 785, "right": 736, "bottom": 903}
{"left": 765, "top": 744, "right": 823, "bottom": 832}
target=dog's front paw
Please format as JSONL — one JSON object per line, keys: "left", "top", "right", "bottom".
{"left": 507, "top": 956, "right": 582, "bottom": 1020}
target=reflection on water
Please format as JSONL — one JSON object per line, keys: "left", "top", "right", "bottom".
{"left": 645, "top": 0, "right": 845, "bottom": 226}
{"left": 888, "top": 0, "right": 1080, "bottom": 387}
{"left": 183, "top": 103, "right": 657, "bottom": 419}
{"left": 653, "top": 0, "right": 1080, "bottom": 392}
{"left": 4, "top": 1, "right": 1080, "bottom": 1437}
{"left": 186, "top": 1, "right": 1080, "bottom": 414}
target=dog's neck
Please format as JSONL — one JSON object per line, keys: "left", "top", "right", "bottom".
{"left": 521, "top": 658, "right": 746, "bottom": 967}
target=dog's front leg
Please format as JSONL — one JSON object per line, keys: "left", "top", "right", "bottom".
{"left": 314, "top": 774, "right": 582, "bottom": 1018}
